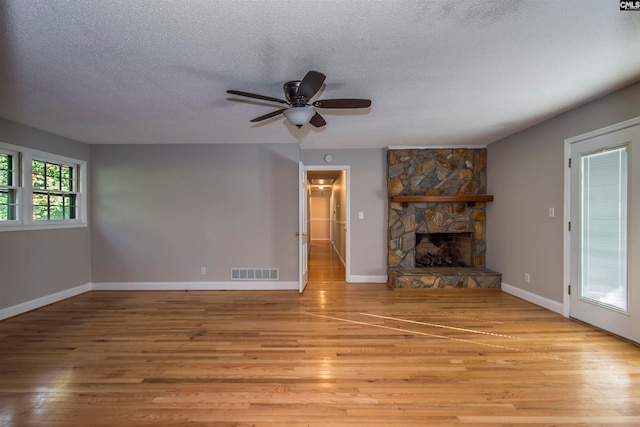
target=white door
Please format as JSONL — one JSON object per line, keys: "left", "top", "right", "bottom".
{"left": 298, "top": 162, "right": 309, "bottom": 293}
{"left": 569, "top": 121, "right": 640, "bottom": 343}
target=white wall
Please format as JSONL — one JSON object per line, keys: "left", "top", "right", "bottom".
{"left": 90, "top": 143, "right": 300, "bottom": 285}
{"left": 0, "top": 117, "right": 91, "bottom": 312}
{"left": 332, "top": 170, "right": 347, "bottom": 264}
{"left": 487, "top": 81, "right": 640, "bottom": 304}
{"left": 309, "top": 188, "right": 331, "bottom": 240}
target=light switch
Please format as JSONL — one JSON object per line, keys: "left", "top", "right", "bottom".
{"left": 549, "top": 207, "right": 555, "bottom": 218}
{"left": 358, "top": 211, "right": 364, "bottom": 219}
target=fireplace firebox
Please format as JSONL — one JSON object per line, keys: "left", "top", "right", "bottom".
{"left": 415, "top": 232, "right": 474, "bottom": 268}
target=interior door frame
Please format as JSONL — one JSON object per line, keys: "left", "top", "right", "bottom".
{"left": 299, "top": 162, "right": 308, "bottom": 293}
{"left": 303, "top": 164, "right": 351, "bottom": 282}
{"left": 563, "top": 116, "right": 640, "bottom": 318}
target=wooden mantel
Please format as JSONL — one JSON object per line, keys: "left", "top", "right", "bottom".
{"left": 391, "top": 195, "right": 494, "bottom": 204}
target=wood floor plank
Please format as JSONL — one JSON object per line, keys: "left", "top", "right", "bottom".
{"left": 1, "top": 241, "right": 639, "bottom": 425}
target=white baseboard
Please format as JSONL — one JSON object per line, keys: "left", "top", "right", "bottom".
{"left": 5, "top": 276, "right": 410, "bottom": 320}
{"left": 331, "top": 242, "right": 347, "bottom": 268}
{"left": 0, "top": 283, "right": 92, "bottom": 321}
{"left": 1, "top": 280, "right": 563, "bottom": 321}
{"left": 91, "top": 281, "right": 299, "bottom": 291}
{"left": 347, "top": 275, "right": 388, "bottom": 283}
{"left": 501, "top": 282, "right": 563, "bottom": 314}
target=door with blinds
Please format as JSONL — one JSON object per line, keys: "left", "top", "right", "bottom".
{"left": 568, "top": 121, "right": 639, "bottom": 343}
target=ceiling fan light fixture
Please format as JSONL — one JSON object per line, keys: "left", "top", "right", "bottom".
{"left": 283, "top": 106, "right": 315, "bottom": 127}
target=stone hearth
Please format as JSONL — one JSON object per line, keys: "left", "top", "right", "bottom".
{"left": 387, "top": 148, "right": 501, "bottom": 289}
{"left": 388, "top": 267, "right": 501, "bottom": 289}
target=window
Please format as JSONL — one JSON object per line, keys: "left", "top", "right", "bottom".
{"left": 32, "top": 159, "right": 78, "bottom": 221}
{"left": 0, "top": 150, "right": 18, "bottom": 221}
{"left": 0, "top": 141, "right": 87, "bottom": 231}
{"left": 580, "top": 146, "right": 628, "bottom": 311}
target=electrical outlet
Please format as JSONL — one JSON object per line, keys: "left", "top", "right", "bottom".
{"left": 201, "top": 267, "right": 207, "bottom": 275}
{"left": 525, "top": 273, "right": 531, "bottom": 283}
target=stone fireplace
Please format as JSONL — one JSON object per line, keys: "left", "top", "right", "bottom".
{"left": 387, "top": 148, "right": 501, "bottom": 289}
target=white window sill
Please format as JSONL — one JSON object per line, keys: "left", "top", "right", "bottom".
{"left": 0, "top": 222, "right": 88, "bottom": 232}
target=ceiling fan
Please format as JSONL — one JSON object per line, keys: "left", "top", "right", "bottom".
{"left": 227, "top": 71, "right": 371, "bottom": 128}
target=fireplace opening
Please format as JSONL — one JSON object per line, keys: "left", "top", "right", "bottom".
{"left": 415, "top": 232, "right": 474, "bottom": 268}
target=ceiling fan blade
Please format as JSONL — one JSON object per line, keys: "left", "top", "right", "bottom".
{"left": 309, "top": 112, "right": 327, "bottom": 128}
{"left": 227, "top": 90, "right": 289, "bottom": 105}
{"left": 297, "top": 71, "right": 326, "bottom": 100}
{"left": 250, "top": 109, "right": 286, "bottom": 122}
{"left": 313, "top": 98, "right": 372, "bottom": 109}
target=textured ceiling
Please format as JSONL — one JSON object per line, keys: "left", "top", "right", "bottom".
{"left": 0, "top": 1, "right": 639, "bottom": 149}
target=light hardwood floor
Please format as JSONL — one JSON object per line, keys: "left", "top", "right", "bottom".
{"left": 308, "top": 240, "right": 345, "bottom": 283}
{"left": 1, "top": 242, "right": 639, "bottom": 426}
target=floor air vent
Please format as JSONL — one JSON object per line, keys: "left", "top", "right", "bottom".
{"left": 231, "top": 268, "right": 279, "bottom": 281}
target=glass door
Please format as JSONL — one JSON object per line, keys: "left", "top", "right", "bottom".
{"left": 580, "top": 147, "right": 628, "bottom": 311}
{"left": 569, "top": 123, "right": 639, "bottom": 343}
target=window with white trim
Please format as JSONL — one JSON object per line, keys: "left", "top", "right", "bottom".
{"left": 0, "top": 149, "right": 19, "bottom": 221}
{"left": 32, "top": 158, "right": 78, "bottom": 221}
{"left": 0, "top": 141, "right": 87, "bottom": 231}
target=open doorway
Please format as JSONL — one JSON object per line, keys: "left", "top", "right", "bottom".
{"left": 306, "top": 168, "right": 348, "bottom": 283}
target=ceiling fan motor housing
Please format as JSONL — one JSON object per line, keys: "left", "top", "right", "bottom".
{"left": 283, "top": 81, "right": 307, "bottom": 106}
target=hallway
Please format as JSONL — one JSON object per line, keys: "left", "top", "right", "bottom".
{"left": 308, "top": 240, "right": 345, "bottom": 283}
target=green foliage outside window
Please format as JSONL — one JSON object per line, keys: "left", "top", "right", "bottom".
{"left": 0, "top": 190, "right": 14, "bottom": 221}
{"left": 0, "top": 154, "right": 11, "bottom": 186}
{"left": 32, "top": 160, "right": 73, "bottom": 191}
{"left": 32, "top": 159, "right": 77, "bottom": 221}
{"left": 0, "top": 154, "right": 15, "bottom": 221}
